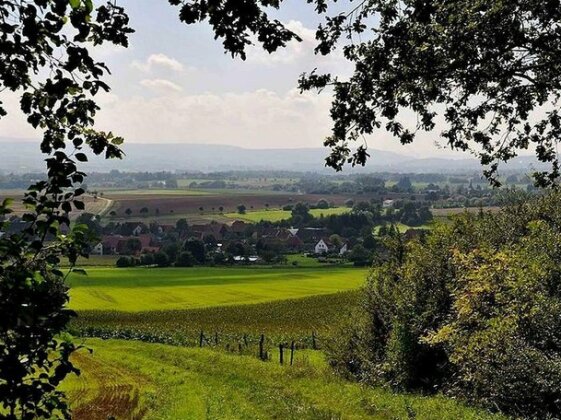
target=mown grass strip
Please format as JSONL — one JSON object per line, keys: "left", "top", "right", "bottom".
{"left": 64, "top": 339, "right": 504, "bottom": 420}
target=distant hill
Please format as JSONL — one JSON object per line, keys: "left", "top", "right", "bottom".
{"left": 0, "top": 137, "right": 547, "bottom": 175}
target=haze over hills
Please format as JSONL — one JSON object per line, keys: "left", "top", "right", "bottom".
{"left": 0, "top": 137, "right": 546, "bottom": 175}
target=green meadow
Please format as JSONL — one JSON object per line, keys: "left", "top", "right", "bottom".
{"left": 68, "top": 267, "right": 367, "bottom": 312}
{"left": 225, "top": 207, "right": 350, "bottom": 222}
{"left": 63, "top": 339, "right": 502, "bottom": 420}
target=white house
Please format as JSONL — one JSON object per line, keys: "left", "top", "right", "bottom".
{"left": 339, "top": 243, "right": 349, "bottom": 255}
{"left": 314, "top": 239, "right": 330, "bottom": 254}
{"left": 382, "top": 199, "right": 395, "bottom": 209}
{"left": 91, "top": 242, "right": 103, "bottom": 256}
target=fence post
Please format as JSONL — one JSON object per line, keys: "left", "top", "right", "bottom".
{"left": 279, "top": 343, "right": 284, "bottom": 365}
{"left": 199, "top": 331, "right": 204, "bottom": 348}
{"left": 215, "top": 332, "right": 219, "bottom": 345}
{"left": 312, "top": 331, "right": 317, "bottom": 350}
{"left": 243, "top": 334, "right": 248, "bottom": 347}
{"left": 290, "top": 341, "right": 295, "bottom": 366}
{"left": 259, "top": 334, "right": 265, "bottom": 360}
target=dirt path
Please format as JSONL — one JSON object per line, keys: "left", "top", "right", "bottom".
{"left": 94, "top": 196, "right": 114, "bottom": 217}
{"left": 68, "top": 351, "right": 149, "bottom": 420}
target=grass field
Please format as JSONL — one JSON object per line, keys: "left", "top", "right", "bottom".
{"left": 225, "top": 207, "right": 350, "bottom": 223}
{"left": 68, "top": 267, "right": 367, "bottom": 312}
{"left": 63, "top": 339, "right": 503, "bottom": 420}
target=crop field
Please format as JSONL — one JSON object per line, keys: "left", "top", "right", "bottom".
{"left": 0, "top": 192, "right": 110, "bottom": 219}
{"left": 103, "top": 189, "right": 212, "bottom": 197}
{"left": 71, "top": 291, "right": 361, "bottom": 346}
{"left": 101, "top": 191, "right": 369, "bottom": 221}
{"left": 62, "top": 339, "right": 502, "bottom": 420}
{"left": 67, "top": 266, "right": 367, "bottom": 312}
{"left": 224, "top": 206, "right": 350, "bottom": 223}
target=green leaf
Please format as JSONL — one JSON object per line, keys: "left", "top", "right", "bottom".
{"left": 69, "top": 0, "right": 80, "bottom": 9}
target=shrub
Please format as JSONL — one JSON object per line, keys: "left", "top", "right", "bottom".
{"left": 116, "top": 256, "right": 133, "bottom": 268}
{"left": 140, "top": 253, "right": 155, "bottom": 266}
{"left": 329, "top": 191, "right": 561, "bottom": 418}
{"left": 176, "top": 251, "right": 195, "bottom": 267}
{"left": 153, "top": 252, "right": 170, "bottom": 267}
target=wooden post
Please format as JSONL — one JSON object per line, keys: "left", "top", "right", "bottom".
{"left": 215, "top": 332, "right": 219, "bottom": 345}
{"left": 311, "top": 331, "right": 317, "bottom": 350}
{"left": 279, "top": 343, "right": 284, "bottom": 365}
{"left": 243, "top": 334, "right": 248, "bottom": 347}
{"left": 259, "top": 334, "right": 265, "bottom": 360}
{"left": 290, "top": 341, "right": 295, "bottom": 366}
{"left": 199, "top": 331, "right": 204, "bottom": 348}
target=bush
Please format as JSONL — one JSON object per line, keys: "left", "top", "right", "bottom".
{"left": 116, "top": 256, "right": 133, "bottom": 268}
{"left": 176, "top": 251, "right": 195, "bottom": 267}
{"left": 153, "top": 252, "right": 170, "bottom": 267}
{"left": 140, "top": 253, "right": 155, "bottom": 266}
{"left": 329, "top": 191, "right": 561, "bottom": 418}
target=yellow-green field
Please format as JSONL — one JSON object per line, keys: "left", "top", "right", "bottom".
{"left": 63, "top": 339, "right": 503, "bottom": 420}
{"left": 225, "top": 207, "right": 350, "bottom": 223}
{"left": 68, "top": 267, "right": 367, "bottom": 312}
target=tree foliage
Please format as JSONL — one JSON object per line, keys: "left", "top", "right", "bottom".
{"left": 0, "top": 0, "right": 132, "bottom": 417}
{"left": 329, "top": 191, "right": 561, "bottom": 418}
{"left": 173, "top": 0, "right": 561, "bottom": 187}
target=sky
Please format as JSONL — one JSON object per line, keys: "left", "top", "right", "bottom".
{"left": 0, "top": 0, "right": 463, "bottom": 158}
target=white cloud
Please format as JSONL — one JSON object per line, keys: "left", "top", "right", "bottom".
{"left": 87, "top": 87, "right": 470, "bottom": 157}
{"left": 0, "top": 91, "right": 39, "bottom": 139}
{"left": 93, "top": 88, "right": 334, "bottom": 149}
{"left": 140, "top": 79, "right": 183, "bottom": 93}
{"left": 132, "top": 53, "right": 186, "bottom": 73}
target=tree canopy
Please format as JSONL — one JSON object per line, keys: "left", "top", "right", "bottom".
{"left": 171, "top": 0, "right": 561, "bottom": 187}
{"left": 0, "top": 0, "right": 132, "bottom": 417}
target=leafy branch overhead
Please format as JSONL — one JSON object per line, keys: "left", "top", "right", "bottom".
{"left": 0, "top": 1, "right": 132, "bottom": 417}
{"left": 172, "top": 0, "right": 561, "bottom": 187}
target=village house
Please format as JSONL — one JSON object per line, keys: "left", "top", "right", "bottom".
{"left": 90, "top": 242, "right": 104, "bottom": 256}
{"left": 314, "top": 238, "right": 330, "bottom": 254}
{"left": 102, "top": 233, "right": 159, "bottom": 255}
{"left": 382, "top": 199, "right": 395, "bottom": 209}
{"left": 191, "top": 223, "right": 229, "bottom": 241}
{"left": 230, "top": 220, "right": 249, "bottom": 237}
{"left": 101, "top": 235, "right": 123, "bottom": 255}
{"left": 314, "top": 238, "right": 350, "bottom": 255}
